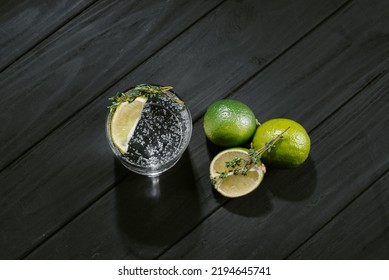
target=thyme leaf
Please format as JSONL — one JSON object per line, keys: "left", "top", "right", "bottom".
{"left": 210, "top": 127, "right": 290, "bottom": 186}
{"left": 107, "top": 84, "right": 185, "bottom": 112}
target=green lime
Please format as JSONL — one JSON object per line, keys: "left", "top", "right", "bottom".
{"left": 252, "top": 118, "right": 311, "bottom": 168}
{"left": 209, "top": 148, "right": 266, "bottom": 198}
{"left": 203, "top": 99, "right": 257, "bottom": 147}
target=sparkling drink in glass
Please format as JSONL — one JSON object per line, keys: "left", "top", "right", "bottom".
{"left": 106, "top": 84, "right": 192, "bottom": 176}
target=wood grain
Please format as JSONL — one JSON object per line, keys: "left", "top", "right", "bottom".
{"left": 159, "top": 72, "right": 389, "bottom": 259}
{"left": 288, "top": 172, "right": 389, "bottom": 259}
{"left": 25, "top": 0, "right": 389, "bottom": 259}
{"left": 122, "top": 0, "right": 349, "bottom": 121}
{"left": 0, "top": 0, "right": 222, "bottom": 171}
{"left": 0, "top": 0, "right": 347, "bottom": 259}
{"left": 0, "top": 0, "right": 221, "bottom": 259}
{"left": 0, "top": 0, "right": 95, "bottom": 72}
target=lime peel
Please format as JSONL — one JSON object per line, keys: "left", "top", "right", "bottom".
{"left": 209, "top": 148, "right": 266, "bottom": 198}
{"left": 110, "top": 96, "right": 148, "bottom": 154}
{"left": 252, "top": 118, "right": 311, "bottom": 168}
{"left": 204, "top": 99, "right": 257, "bottom": 147}
{"left": 209, "top": 127, "right": 290, "bottom": 198}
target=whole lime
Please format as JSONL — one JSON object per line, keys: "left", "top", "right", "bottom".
{"left": 252, "top": 118, "right": 311, "bottom": 168}
{"left": 203, "top": 99, "right": 257, "bottom": 147}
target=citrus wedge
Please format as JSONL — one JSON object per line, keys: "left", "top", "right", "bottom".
{"left": 210, "top": 148, "right": 266, "bottom": 198}
{"left": 110, "top": 96, "right": 147, "bottom": 154}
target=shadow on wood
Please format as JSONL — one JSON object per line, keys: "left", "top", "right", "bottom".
{"left": 212, "top": 156, "right": 316, "bottom": 218}
{"left": 206, "top": 137, "right": 252, "bottom": 160}
{"left": 114, "top": 150, "right": 201, "bottom": 258}
{"left": 205, "top": 137, "right": 225, "bottom": 159}
{"left": 214, "top": 181, "right": 273, "bottom": 218}
{"left": 268, "top": 155, "right": 317, "bottom": 201}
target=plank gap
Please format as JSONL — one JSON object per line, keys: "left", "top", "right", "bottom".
{"left": 0, "top": 0, "right": 226, "bottom": 176}
{"left": 284, "top": 169, "right": 389, "bottom": 259}
{"left": 19, "top": 170, "right": 130, "bottom": 260}
{"left": 0, "top": 0, "right": 100, "bottom": 74}
{"left": 222, "top": 0, "right": 354, "bottom": 102}
{"left": 21, "top": 0, "right": 350, "bottom": 259}
{"left": 17, "top": 0, "right": 227, "bottom": 259}
{"left": 154, "top": 0, "right": 364, "bottom": 259}
{"left": 158, "top": 69, "right": 389, "bottom": 259}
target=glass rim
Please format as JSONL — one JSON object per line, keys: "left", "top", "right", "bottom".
{"left": 105, "top": 89, "right": 192, "bottom": 171}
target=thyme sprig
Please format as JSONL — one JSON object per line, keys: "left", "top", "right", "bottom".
{"left": 107, "top": 84, "right": 185, "bottom": 112}
{"left": 210, "top": 127, "right": 290, "bottom": 186}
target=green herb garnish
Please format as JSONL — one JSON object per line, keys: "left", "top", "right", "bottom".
{"left": 107, "top": 84, "right": 185, "bottom": 112}
{"left": 210, "top": 127, "right": 290, "bottom": 185}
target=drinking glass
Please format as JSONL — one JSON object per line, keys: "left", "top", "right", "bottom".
{"left": 106, "top": 85, "right": 192, "bottom": 177}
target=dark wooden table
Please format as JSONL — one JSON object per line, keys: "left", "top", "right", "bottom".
{"left": 0, "top": 0, "right": 388, "bottom": 260}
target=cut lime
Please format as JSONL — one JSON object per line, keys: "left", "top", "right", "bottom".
{"left": 210, "top": 148, "right": 266, "bottom": 198}
{"left": 110, "top": 96, "right": 147, "bottom": 154}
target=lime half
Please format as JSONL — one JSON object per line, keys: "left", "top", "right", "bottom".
{"left": 110, "top": 96, "right": 147, "bottom": 154}
{"left": 210, "top": 148, "right": 266, "bottom": 198}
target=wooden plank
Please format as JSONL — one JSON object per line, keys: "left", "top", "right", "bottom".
{"left": 288, "top": 172, "right": 389, "bottom": 260}
{"left": 0, "top": 0, "right": 222, "bottom": 171}
{"left": 158, "top": 71, "right": 389, "bottom": 259}
{"left": 26, "top": 0, "right": 389, "bottom": 259}
{"left": 122, "top": 0, "right": 350, "bottom": 121}
{"left": 0, "top": 0, "right": 347, "bottom": 259}
{"left": 0, "top": 0, "right": 95, "bottom": 72}
{"left": 0, "top": 0, "right": 221, "bottom": 259}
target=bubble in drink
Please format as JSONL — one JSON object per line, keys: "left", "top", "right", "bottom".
{"left": 106, "top": 85, "right": 192, "bottom": 176}
{"left": 125, "top": 103, "right": 183, "bottom": 167}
